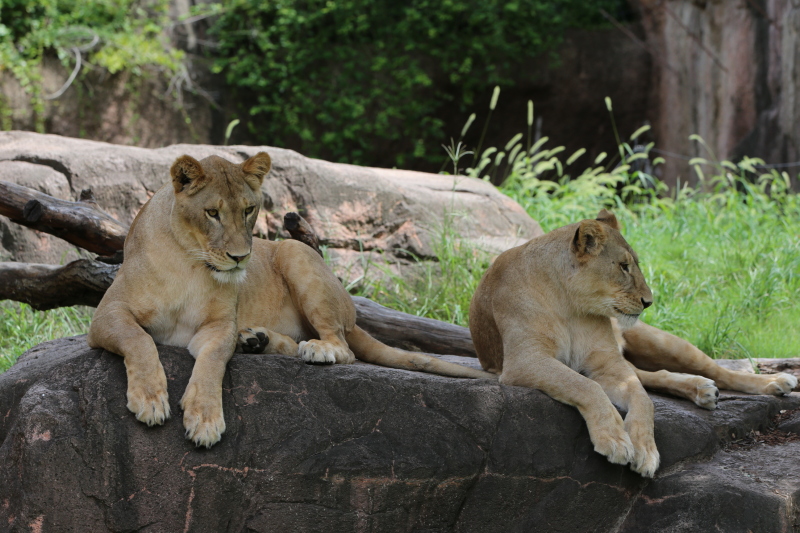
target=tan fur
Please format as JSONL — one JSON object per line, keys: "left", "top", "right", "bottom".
{"left": 469, "top": 209, "right": 797, "bottom": 478}
{"left": 88, "top": 153, "right": 491, "bottom": 448}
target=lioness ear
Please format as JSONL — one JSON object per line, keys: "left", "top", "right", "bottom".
{"left": 171, "top": 155, "right": 208, "bottom": 195}
{"left": 572, "top": 219, "right": 608, "bottom": 260}
{"left": 241, "top": 152, "right": 271, "bottom": 191}
{"left": 595, "top": 209, "right": 620, "bottom": 230}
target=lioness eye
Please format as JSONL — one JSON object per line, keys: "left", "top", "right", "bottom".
{"left": 621, "top": 262, "right": 630, "bottom": 273}
{"left": 207, "top": 209, "right": 219, "bottom": 219}
{"left": 245, "top": 206, "right": 255, "bottom": 215}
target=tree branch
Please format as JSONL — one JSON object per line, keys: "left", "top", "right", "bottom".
{"left": 0, "top": 260, "right": 119, "bottom": 310}
{"left": 0, "top": 181, "right": 128, "bottom": 257}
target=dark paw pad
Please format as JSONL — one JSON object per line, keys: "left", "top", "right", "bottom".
{"left": 240, "top": 330, "right": 269, "bottom": 353}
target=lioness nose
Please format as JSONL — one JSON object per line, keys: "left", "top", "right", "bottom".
{"left": 641, "top": 297, "right": 653, "bottom": 309}
{"left": 227, "top": 252, "right": 249, "bottom": 263}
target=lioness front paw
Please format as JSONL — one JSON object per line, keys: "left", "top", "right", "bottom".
{"left": 126, "top": 372, "right": 170, "bottom": 426}
{"left": 693, "top": 377, "right": 719, "bottom": 410}
{"left": 590, "top": 423, "right": 635, "bottom": 466}
{"left": 299, "top": 339, "right": 355, "bottom": 365}
{"left": 626, "top": 423, "right": 660, "bottom": 478}
{"left": 238, "top": 327, "right": 269, "bottom": 354}
{"left": 180, "top": 384, "right": 225, "bottom": 448}
{"left": 762, "top": 373, "right": 798, "bottom": 396}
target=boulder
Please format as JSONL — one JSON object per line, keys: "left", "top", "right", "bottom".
{"left": 1, "top": 337, "right": 799, "bottom": 532}
{"left": 0, "top": 131, "right": 542, "bottom": 282}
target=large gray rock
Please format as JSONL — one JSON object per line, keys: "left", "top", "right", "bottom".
{"left": 1, "top": 337, "right": 799, "bottom": 532}
{"left": 0, "top": 131, "right": 541, "bottom": 282}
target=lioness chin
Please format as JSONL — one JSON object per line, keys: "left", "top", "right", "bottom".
{"left": 88, "top": 152, "right": 492, "bottom": 448}
{"left": 469, "top": 209, "right": 797, "bottom": 477}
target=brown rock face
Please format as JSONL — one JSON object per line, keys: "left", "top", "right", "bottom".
{"left": 0, "top": 131, "right": 542, "bottom": 283}
{"left": 635, "top": 0, "right": 800, "bottom": 187}
{"left": 2, "top": 337, "right": 800, "bottom": 532}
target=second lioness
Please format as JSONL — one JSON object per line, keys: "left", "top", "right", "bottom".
{"left": 469, "top": 210, "right": 797, "bottom": 477}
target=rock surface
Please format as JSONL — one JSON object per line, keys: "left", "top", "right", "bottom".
{"left": 0, "top": 131, "right": 542, "bottom": 282}
{"left": 1, "top": 337, "right": 799, "bottom": 532}
{"left": 634, "top": 0, "right": 800, "bottom": 187}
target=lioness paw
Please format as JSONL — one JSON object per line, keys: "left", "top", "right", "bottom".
{"left": 238, "top": 327, "right": 269, "bottom": 354}
{"left": 126, "top": 374, "right": 170, "bottom": 426}
{"left": 180, "top": 385, "right": 225, "bottom": 448}
{"left": 591, "top": 425, "right": 634, "bottom": 466}
{"left": 763, "top": 373, "right": 798, "bottom": 396}
{"left": 299, "top": 339, "right": 355, "bottom": 365}
{"left": 693, "top": 377, "right": 719, "bottom": 410}
{"left": 626, "top": 423, "right": 660, "bottom": 478}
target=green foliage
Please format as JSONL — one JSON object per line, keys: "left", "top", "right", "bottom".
{"left": 0, "top": 0, "right": 183, "bottom": 131}
{"left": 0, "top": 302, "right": 93, "bottom": 372}
{"left": 209, "top": 0, "right": 629, "bottom": 167}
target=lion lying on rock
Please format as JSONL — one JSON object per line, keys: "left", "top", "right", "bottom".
{"left": 469, "top": 209, "right": 797, "bottom": 477}
{"left": 88, "top": 152, "right": 491, "bottom": 448}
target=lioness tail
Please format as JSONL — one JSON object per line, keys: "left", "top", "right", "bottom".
{"left": 346, "top": 326, "right": 495, "bottom": 380}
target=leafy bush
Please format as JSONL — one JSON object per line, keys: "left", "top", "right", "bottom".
{"left": 209, "top": 0, "right": 629, "bottom": 167}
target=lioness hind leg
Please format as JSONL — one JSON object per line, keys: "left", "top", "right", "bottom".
{"left": 587, "top": 356, "right": 659, "bottom": 478}
{"left": 88, "top": 304, "right": 170, "bottom": 426}
{"left": 634, "top": 367, "right": 719, "bottom": 410}
{"left": 237, "top": 327, "right": 299, "bottom": 356}
{"left": 623, "top": 321, "right": 798, "bottom": 396}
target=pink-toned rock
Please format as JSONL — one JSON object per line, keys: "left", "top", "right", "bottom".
{"left": 634, "top": 0, "right": 800, "bottom": 187}
{"left": 0, "top": 131, "right": 542, "bottom": 283}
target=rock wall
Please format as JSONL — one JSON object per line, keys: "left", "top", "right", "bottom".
{"left": 634, "top": 0, "right": 800, "bottom": 187}
{"left": 0, "top": 131, "right": 541, "bottom": 283}
{"left": 1, "top": 337, "right": 799, "bottom": 532}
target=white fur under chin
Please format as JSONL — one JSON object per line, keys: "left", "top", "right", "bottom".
{"left": 212, "top": 268, "right": 248, "bottom": 284}
{"left": 615, "top": 313, "right": 640, "bottom": 330}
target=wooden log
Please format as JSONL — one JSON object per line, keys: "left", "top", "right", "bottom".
{"left": 0, "top": 181, "right": 128, "bottom": 257}
{"left": 0, "top": 260, "right": 119, "bottom": 310}
{"left": 352, "top": 296, "right": 476, "bottom": 357}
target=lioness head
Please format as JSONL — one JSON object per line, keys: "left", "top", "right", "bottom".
{"left": 569, "top": 209, "right": 653, "bottom": 328}
{"left": 169, "top": 152, "right": 272, "bottom": 284}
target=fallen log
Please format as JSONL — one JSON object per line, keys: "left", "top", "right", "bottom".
{"left": 0, "top": 181, "right": 128, "bottom": 257}
{"left": 353, "top": 296, "right": 476, "bottom": 357}
{"left": 0, "top": 260, "right": 119, "bottom": 310}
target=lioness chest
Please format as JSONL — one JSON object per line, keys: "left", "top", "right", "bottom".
{"left": 132, "top": 266, "right": 237, "bottom": 348}
{"left": 554, "top": 316, "right": 621, "bottom": 370}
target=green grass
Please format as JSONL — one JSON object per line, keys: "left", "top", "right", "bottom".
{"left": 0, "top": 302, "right": 93, "bottom": 372}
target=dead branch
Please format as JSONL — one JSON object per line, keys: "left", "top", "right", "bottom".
{"left": 0, "top": 181, "right": 128, "bottom": 257}
{"left": 283, "top": 212, "right": 322, "bottom": 256}
{"left": 0, "top": 260, "right": 119, "bottom": 310}
{"left": 352, "top": 296, "right": 476, "bottom": 357}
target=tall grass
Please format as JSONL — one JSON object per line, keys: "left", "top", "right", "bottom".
{"left": 0, "top": 302, "right": 93, "bottom": 372}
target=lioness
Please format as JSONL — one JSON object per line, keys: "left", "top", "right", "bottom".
{"left": 469, "top": 209, "right": 797, "bottom": 477}
{"left": 88, "top": 153, "right": 491, "bottom": 448}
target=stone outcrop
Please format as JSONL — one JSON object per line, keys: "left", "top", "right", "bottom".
{"left": 634, "top": 0, "right": 800, "bottom": 187}
{"left": 1, "top": 337, "right": 799, "bottom": 532}
{"left": 0, "top": 131, "right": 542, "bottom": 283}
